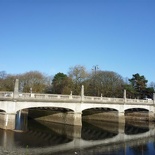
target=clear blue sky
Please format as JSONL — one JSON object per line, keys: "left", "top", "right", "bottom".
{"left": 0, "top": 0, "right": 155, "bottom": 83}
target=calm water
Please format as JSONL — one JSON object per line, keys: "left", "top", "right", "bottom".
{"left": 0, "top": 112, "right": 155, "bottom": 155}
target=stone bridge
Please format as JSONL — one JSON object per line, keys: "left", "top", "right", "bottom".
{"left": 0, "top": 79, "right": 155, "bottom": 130}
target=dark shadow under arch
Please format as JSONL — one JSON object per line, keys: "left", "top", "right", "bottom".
{"left": 125, "top": 108, "right": 149, "bottom": 122}
{"left": 28, "top": 107, "right": 74, "bottom": 119}
{"left": 0, "top": 109, "right": 5, "bottom": 112}
{"left": 82, "top": 107, "right": 118, "bottom": 123}
{"left": 83, "top": 107, "right": 118, "bottom": 116}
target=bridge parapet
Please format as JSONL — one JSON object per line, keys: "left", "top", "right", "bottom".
{"left": 0, "top": 91, "right": 154, "bottom": 105}
{"left": 0, "top": 91, "right": 13, "bottom": 98}
{"left": 126, "top": 98, "right": 153, "bottom": 104}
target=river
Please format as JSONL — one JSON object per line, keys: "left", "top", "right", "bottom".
{"left": 0, "top": 112, "right": 155, "bottom": 155}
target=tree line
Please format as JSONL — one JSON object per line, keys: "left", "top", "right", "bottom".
{"left": 0, "top": 65, "right": 154, "bottom": 99}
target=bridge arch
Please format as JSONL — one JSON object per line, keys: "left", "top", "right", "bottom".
{"left": 82, "top": 107, "right": 118, "bottom": 113}
{"left": 124, "top": 105, "right": 151, "bottom": 112}
{"left": 81, "top": 103, "right": 120, "bottom": 112}
{"left": 16, "top": 107, "right": 74, "bottom": 113}
{"left": 14, "top": 105, "right": 79, "bottom": 127}
{"left": 0, "top": 109, "right": 5, "bottom": 112}
{"left": 14, "top": 102, "right": 76, "bottom": 114}
{"left": 125, "top": 108, "right": 149, "bottom": 112}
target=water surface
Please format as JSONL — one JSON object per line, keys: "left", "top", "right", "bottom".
{"left": 0, "top": 114, "right": 155, "bottom": 155}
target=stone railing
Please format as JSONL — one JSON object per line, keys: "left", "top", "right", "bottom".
{"left": 0, "top": 91, "right": 13, "bottom": 98}
{"left": 0, "top": 91, "right": 153, "bottom": 104}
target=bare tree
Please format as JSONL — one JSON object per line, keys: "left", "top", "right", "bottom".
{"left": 20, "top": 71, "right": 48, "bottom": 93}
{"left": 0, "top": 73, "right": 19, "bottom": 91}
{"left": 68, "top": 65, "right": 88, "bottom": 95}
{"left": 0, "top": 71, "right": 7, "bottom": 79}
{"left": 149, "top": 82, "right": 155, "bottom": 91}
{"left": 86, "top": 70, "right": 124, "bottom": 97}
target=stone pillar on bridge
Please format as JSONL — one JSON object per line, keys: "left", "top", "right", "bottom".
{"left": 73, "top": 112, "right": 82, "bottom": 126}
{"left": 3, "top": 113, "right": 16, "bottom": 130}
{"left": 81, "top": 85, "right": 84, "bottom": 102}
{"left": 118, "top": 104, "right": 125, "bottom": 124}
{"left": 124, "top": 89, "right": 126, "bottom": 103}
{"left": 153, "top": 93, "right": 155, "bottom": 104}
{"left": 63, "top": 111, "right": 82, "bottom": 127}
{"left": 118, "top": 112, "right": 125, "bottom": 124}
{"left": 74, "top": 97, "right": 82, "bottom": 126}
{"left": 13, "top": 79, "right": 19, "bottom": 98}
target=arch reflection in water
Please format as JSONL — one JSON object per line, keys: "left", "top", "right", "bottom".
{"left": 125, "top": 121, "right": 149, "bottom": 135}
{"left": 14, "top": 120, "right": 73, "bottom": 148}
{"left": 0, "top": 111, "right": 155, "bottom": 155}
{"left": 82, "top": 121, "right": 118, "bottom": 140}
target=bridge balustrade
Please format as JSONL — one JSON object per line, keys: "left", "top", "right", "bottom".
{"left": 20, "top": 93, "right": 31, "bottom": 98}
{"left": 126, "top": 98, "right": 153, "bottom": 104}
{"left": 0, "top": 91, "right": 154, "bottom": 105}
{"left": 0, "top": 91, "right": 13, "bottom": 98}
{"left": 72, "top": 96, "right": 81, "bottom": 100}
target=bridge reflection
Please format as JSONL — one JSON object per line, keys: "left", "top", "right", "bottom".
{"left": 14, "top": 121, "right": 72, "bottom": 147}
{"left": 0, "top": 119, "right": 155, "bottom": 154}
{"left": 82, "top": 121, "right": 118, "bottom": 140}
{"left": 125, "top": 122, "right": 149, "bottom": 135}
